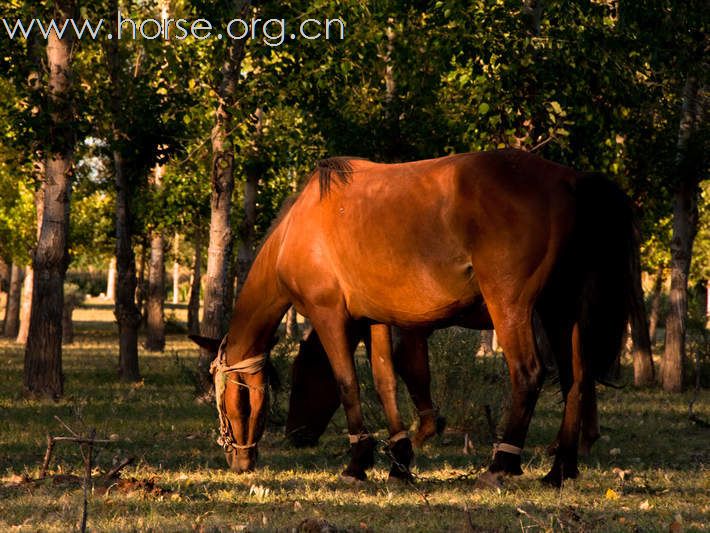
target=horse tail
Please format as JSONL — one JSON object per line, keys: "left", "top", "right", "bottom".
{"left": 574, "top": 173, "right": 636, "bottom": 382}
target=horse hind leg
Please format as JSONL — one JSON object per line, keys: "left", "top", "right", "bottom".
{"left": 543, "top": 322, "right": 585, "bottom": 486}
{"left": 369, "top": 324, "right": 414, "bottom": 481}
{"left": 484, "top": 305, "right": 545, "bottom": 480}
{"left": 579, "top": 379, "right": 600, "bottom": 457}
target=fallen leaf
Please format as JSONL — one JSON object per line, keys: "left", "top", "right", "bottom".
{"left": 639, "top": 500, "right": 651, "bottom": 510}
{"left": 605, "top": 488, "right": 619, "bottom": 500}
{"left": 612, "top": 467, "right": 632, "bottom": 480}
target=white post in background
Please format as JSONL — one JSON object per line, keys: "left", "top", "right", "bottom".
{"left": 172, "top": 232, "right": 180, "bottom": 304}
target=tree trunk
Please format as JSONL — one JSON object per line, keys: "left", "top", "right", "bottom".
{"left": 16, "top": 266, "right": 33, "bottom": 344}
{"left": 630, "top": 228, "right": 654, "bottom": 387}
{"left": 136, "top": 238, "right": 148, "bottom": 325}
{"left": 145, "top": 161, "right": 166, "bottom": 352}
{"left": 187, "top": 233, "right": 202, "bottom": 335}
{"left": 145, "top": 231, "right": 165, "bottom": 351}
{"left": 24, "top": 3, "right": 76, "bottom": 397}
{"left": 198, "top": 2, "right": 250, "bottom": 392}
{"left": 3, "top": 263, "right": 23, "bottom": 338}
{"left": 172, "top": 233, "right": 180, "bottom": 304}
{"left": 286, "top": 306, "right": 299, "bottom": 339}
{"left": 477, "top": 330, "right": 494, "bottom": 356}
{"left": 235, "top": 167, "right": 258, "bottom": 301}
{"left": 662, "top": 75, "right": 704, "bottom": 393}
{"left": 106, "top": 2, "right": 141, "bottom": 381}
{"left": 647, "top": 266, "right": 664, "bottom": 346}
{"left": 106, "top": 257, "right": 116, "bottom": 300}
{"left": 62, "top": 303, "right": 74, "bottom": 344}
{"left": 235, "top": 107, "right": 263, "bottom": 307}
{"left": 113, "top": 150, "right": 141, "bottom": 381}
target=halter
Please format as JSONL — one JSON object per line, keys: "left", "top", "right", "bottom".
{"left": 210, "top": 336, "right": 267, "bottom": 453}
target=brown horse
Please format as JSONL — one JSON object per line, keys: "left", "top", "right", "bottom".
{"left": 204, "top": 149, "right": 634, "bottom": 486}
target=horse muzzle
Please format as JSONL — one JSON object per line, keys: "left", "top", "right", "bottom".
{"left": 225, "top": 445, "right": 258, "bottom": 473}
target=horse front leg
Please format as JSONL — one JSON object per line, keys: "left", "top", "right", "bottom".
{"left": 310, "top": 311, "right": 375, "bottom": 481}
{"left": 369, "top": 324, "right": 414, "bottom": 481}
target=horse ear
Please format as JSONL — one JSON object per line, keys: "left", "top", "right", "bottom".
{"left": 188, "top": 334, "right": 221, "bottom": 354}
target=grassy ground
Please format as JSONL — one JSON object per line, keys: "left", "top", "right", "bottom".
{"left": 0, "top": 304, "right": 708, "bottom": 532}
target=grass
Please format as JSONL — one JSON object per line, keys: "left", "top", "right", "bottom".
{"left": 0, "top": 304, "right": 708, "bottom": 532}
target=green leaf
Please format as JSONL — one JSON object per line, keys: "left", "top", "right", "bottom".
{"left": 549, "top": 101, "right": 563, "bottom": 115}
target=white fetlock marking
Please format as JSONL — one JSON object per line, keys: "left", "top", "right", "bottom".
{"left": 348, "top": 433, "right": 371, "bottom": 444}
{"left": 389, "top": 430, "right": 409, "bottom": 444}
{"left": 494, "top": 442, "right": 523, "bottom": 456}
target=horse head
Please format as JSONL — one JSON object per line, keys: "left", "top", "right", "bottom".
{"left": 189, "top": 333, "right": 274, "bottom": 472}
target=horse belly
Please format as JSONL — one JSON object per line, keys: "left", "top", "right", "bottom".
{"left": 344, "top": 262, "right": 482, "bottom": 327}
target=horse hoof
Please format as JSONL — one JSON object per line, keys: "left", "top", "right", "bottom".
{"left": 387, "top": 465, "right": 414, "bottom": 484}
{"left": 541, "top": 468, "right": 578, "bottom": 487}
{"left": 474, "top": 471, "right": 504, "bottom": 490}
{"left": 541, "top": 472, "right": 563, "bottom": 487}
{"left": 339, "top": 471, "right": 366, "bottom": 484}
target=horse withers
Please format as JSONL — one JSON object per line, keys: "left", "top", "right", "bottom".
{"left": 196, "top": 149, "right": 634, "bottom": 486}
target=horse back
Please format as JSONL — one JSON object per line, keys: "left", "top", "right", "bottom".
{"left": 277, "top": 150, "right": 578, "bottom": 325}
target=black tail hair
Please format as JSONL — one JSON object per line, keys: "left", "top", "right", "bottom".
{"left": 575, "top": 173, "right": 636, "bottom": 382}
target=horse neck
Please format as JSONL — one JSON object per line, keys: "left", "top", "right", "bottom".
{"left": 225, "top": 232, "right": 289, "bottom": 363}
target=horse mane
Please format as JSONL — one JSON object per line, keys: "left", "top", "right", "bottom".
{"left": 314, "top": 157, "right": 366, "bottom": 197}
{"left": 258, "top": 157, "right": 367, "bottom": 250}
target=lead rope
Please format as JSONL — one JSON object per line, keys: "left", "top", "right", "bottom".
{"left": 210, "top": 336, "right": 267, "bottom": 452}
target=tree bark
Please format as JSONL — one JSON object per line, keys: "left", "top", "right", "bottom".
{"left": 235, "top": 162, "right": 258, "bottom": 301}
{"left": 16, "top": 266, "right": 33, "bottom": 344}
{"left": 477, "top": 330, "right": 494, "bottom": 356}
{"left": 662, "top": 75, "right": 704, "bottom": 393}
{"left": 286, "top": 306, "right": 299, "bottom": 339}
{"left": 106, "top": 1, "right": 141, "bottom": 381}
{"left": 647, "top": 266, "right": 664, "bottom": 346}
{"left": 24, "top": 2, "right": 76, "bottom": 397}
{"left": 136, "top": 237, "right": 147, "bottom": 324}
{"left": 3, "top": 263, "right": 23, "bottom": 338}
{"left": 145, "top": 231, "right": 165, "bottom": 351}
{"left": 630, "top": 227, "right": 654, "bottom": 386}
{"left": 234, "top": 106, "right": 264, "bottom": 310}
{"left": 172, "top": 233, "right": 180, "bottom": 304}
{"left": 62, "top": 303, "right": 75, "bottom": 344}
{"left": 187, "top": 232, "right": 202, "bottom": 335}
{"left": 106, "top": 257, "right": 116, "bottom": 300}
{"left": 198, "top": 1, "right": 250, "bottom": 392}
{"left": 145, "top": 162, "right": 166, "bottom": 352}
{"left": 113, "top": 150, "right": 141, "bottom": 381}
